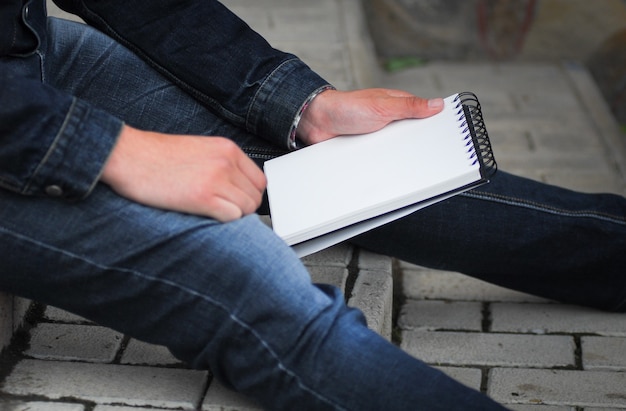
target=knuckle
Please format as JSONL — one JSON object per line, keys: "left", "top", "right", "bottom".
{"left": 216, "top": 137, "right": 240, "bottom": 154}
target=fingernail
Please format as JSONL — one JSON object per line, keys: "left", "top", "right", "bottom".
{"left": 428, "top": 98, "right": 444, "bottom": 109}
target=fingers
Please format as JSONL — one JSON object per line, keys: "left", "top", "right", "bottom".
{"left": 196, "top": 139, "right": 266, "bottom": 222}
{"left": 218, "top": 157, "right": 266, "bottom": 220}
{"left": 236, "top": 148, "right": 267, "bottom": 196}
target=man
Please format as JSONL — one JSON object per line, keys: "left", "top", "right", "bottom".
{"left": 1, "top": 1, "right": 624, "bottom": 410}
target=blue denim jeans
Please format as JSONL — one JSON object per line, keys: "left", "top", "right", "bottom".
{"left": 2, "top": 17, "right": 625, "bottom": 411}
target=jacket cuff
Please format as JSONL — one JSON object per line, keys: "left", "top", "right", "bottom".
{"left": 28, "top": 97, "right": 123, "bottom": 200}
{"left": 247, "top": 57, "right": 332, "bottom": 149}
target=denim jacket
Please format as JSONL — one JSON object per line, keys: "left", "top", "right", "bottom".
{"left": 0, "top": 0, "right": 330, "bottom": 200}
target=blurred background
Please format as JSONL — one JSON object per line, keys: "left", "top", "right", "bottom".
{"left": 363, "top": 0, "right": 626, "bottom": 127}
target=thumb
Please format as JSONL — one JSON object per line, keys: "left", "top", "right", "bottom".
{"left": 378, "top": 91, "right": 444, "bottom": 121}
{"left": 402, "top": 96, "right": 444, "bottom": 119}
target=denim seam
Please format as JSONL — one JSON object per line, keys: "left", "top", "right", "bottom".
{"left": 23, "top": 97, "right": 78, "bottom": 195}
{"left": 247, "top": 58, "right": 294, "bottom": 121}
{"left": 462, "top": 190, "right": 626, "bottom": 311}
{"left": 0, "top": 225, "right": 346, "bottom": 411}
{"left": 461, "top": 190, "right": 626, "bottom": 225}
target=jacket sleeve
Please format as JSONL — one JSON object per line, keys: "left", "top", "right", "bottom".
{"left": 53, "top": 0, "right": 332, "bottom": 148}
{"left": 0, "top": 65, "right": 123, "bottom": 200}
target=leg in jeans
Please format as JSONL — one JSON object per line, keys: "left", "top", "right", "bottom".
{"left": 0, "top": 17, "right": 507, "bottom": 410}
{"left": 352, "top": 171, "right": 626, "bottom": 311}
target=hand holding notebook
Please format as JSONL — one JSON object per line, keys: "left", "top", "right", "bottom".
{"left": 264, "top": 92, "right": 497, "bottom": 256}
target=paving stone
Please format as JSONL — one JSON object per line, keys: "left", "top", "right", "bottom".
{"left": 307, "top": 265, "right": 348, "bottom": 291}
{"left": 513, "top": 89, "right": 581, "bottom": 114}
{"left": 493, "top": 150, "right": 610, "bottom": 174}
{"left": 400, "top": 266, "right": 549, "bottom": 303}
{"left": 0, "top": 401, "right": 84, "bottom": 411}
{"left": 488, "top": 129, "right": 535, "bottom": 158}
{"left": 301, "top": 243, "right": 353, "bottom": 267}
{"left": 401, "top": 331, "right": 575, "bottom": 368}
{"left": 26, "top": 323, "right": 123, "bottom": 363}
{"left": 347, "top": 268, "right": 393, "bottom": 339}
{"left": 0, "top": 295, "right": 31, "bottom": 352}
{"left": 43, "top": 306, "right": 92, "bottom": 323}
{"left": 358, "top": 249, "right": 392, "bottom": 272}
{"left": 565, "top": 61, "right": 626, "bottom": 183}
{"left": 202, "top": 380, "right": 263, "bottom": 411}
{"left": 582, "top": 336, "right": 626, "bottom": 371}
{"left": 434, "top": 366, "right": 482, "bottom": 391}
{"left": 491, "top": 303, "right": 626, "bottom": 336}
{"left": 1, "top": 359, "right": 208, "bottom": 409}
{"left": 95, "top": 406, "right": 170, "bottom": 411}
{"left": 120, "top": 339, "right": 182, "bottom": 366}
{"left": 397, "top": 300, "right": 483, "bottom": 331}
{"left": 0, "top": 292, "right": 14, "bottom": 350}
{"left": 506, "top": 405, "right": 574, "bottom": 411}
{"left": 542, "top": 171, "right": 625, "bottom": 195}
{"left": 488, "top": 368, "right": 626, "bottom": 408}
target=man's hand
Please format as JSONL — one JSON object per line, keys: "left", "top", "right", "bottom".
{"left": 101, "top": 125, "right": 266, "bottom": 222}
{"left": 296, "top": 88, "right": 444, "bottom": 145}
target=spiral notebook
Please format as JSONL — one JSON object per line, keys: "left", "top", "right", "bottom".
{"left": 264, "top": 92, "right": 497, "bottom": 257}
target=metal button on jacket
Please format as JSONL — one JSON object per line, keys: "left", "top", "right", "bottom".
{"left": 45, "top": 185, "right": 63, "bottom": 197}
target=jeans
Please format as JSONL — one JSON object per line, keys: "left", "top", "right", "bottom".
{"left": 1, "top": 17, "right": 625, "bottom": 411}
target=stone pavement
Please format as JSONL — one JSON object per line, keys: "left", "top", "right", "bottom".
{"left": 1, "top": 0, "right": 625, "bottom": 410}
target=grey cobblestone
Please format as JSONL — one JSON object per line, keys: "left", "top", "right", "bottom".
{"left": 2, "top": 360, "right": 208, "bottom": 409}
{"left": 202, "top": 380, "right": 263, "bottom": 411}
{"left": 435, "top": 366, "right": 482, "bottom": 391}
{"left": 488, "top": 368, "right": 626, "bottom": 408}
{"left": 26, "top": 324, "right": 123, "bottom": 362}
{"left": 581, "top": 337, "right": 626, "bottom": 371}
{"left": 358, "top": 249, "right": 393, "bottom": 272}
{"left": 301, "top": 243, "right": 353, "bottom": 267}
{"left": 507, "top": 404, "right": 576, "bottom": 411}
{"left": 1, "top": 402, "right": 85, "bottom": 411}
{"left": 507, "top": 406, "right": 575, "bottom": 411}
{"left": 491, "top": 303, "right": 626, "bottom": 336}
{"left": 120, "top": 339, "right": 182, "bottom": 366}
{"left": 0, "top": 295, "right": 30, "bottom": 350}
{"left": 307, "top": 265, "right": 349, "bottom": 291}
{"left": 397, "top": 300, "right": 483, "bottom": 331}
{"left": 347, "top": 268, "right": 393, "bottom": 339}
{"left": 43, "top": 306, "right": 90, "bottom": 323}
{"left": 401, "top": 331, "right": 575, "bottom": 368}
{"left": 399, "top": 265, "right": 550, "bottom": 303}
{"left": 94, "top": 406, "right": 162, "bottom": 411}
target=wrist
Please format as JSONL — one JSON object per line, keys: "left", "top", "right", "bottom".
{"left": 293, "top": 86, "right": 337, "bottom": 147}
{"left": 101, "top": 125, "right": 151, "bottom": 189}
